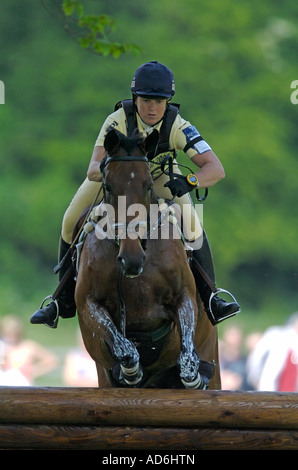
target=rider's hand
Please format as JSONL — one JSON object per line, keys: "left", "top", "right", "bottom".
{"left": 164, "top": 174, "right": 199, "bottom": 198}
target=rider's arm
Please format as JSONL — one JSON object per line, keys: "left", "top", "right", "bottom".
{"left": 87, "top": 145, "right": 106, "bottom": 182}
{"left": 172, "top": 116, "right": 225, "bottom": 188}
{"left": 191, "top": 150, "right": 225, "bottom": 188}
{"left": 88, "top": 109, "right": 127, "bottom": 182}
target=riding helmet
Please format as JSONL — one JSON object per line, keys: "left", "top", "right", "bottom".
{"left": 131, "top": 61, "right": 175, "bottom": 98}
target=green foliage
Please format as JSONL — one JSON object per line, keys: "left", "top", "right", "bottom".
{"left": 61, "top": 0, "right": 141, "bottom": 57}
{"left": 0, "top": 0, "right": 297, "bottom": 326}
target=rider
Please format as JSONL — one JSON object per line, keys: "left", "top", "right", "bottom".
{"left": 30, "top": 60, "right": 240, "bottom": 328}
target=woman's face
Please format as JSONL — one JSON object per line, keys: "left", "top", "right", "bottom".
{"left": 135, "top": 96, "right": 167, "bottom": 126}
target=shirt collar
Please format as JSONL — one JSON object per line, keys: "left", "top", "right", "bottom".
{"left": 136, "top": 113, "right": 163, "bottom": 135}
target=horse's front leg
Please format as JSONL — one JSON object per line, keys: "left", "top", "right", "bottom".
{"left": 85, "top": 297, "right": 142, "bottom": 385}
{"left": 177, "top": 293, "right": 205, "bottom": 389}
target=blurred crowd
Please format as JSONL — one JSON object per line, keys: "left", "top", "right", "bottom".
{"left": 0, "top": 314, "right": 98, "bottom": 387}
{"left": 219, "top": 313, "right": 298, "bottom": 391}
{"left": 1, "top": 312, "right": 298, "bottom": 391}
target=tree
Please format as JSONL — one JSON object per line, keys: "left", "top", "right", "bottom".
{"left": 41, "top": 0, "right": 141, "bottom": 58}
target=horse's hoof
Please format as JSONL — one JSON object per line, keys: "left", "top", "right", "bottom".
{"left": 120, "top": 362, "right": 143, "bottom": 386}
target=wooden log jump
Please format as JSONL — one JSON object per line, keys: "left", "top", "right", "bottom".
{"left": 0, "top": 386, "right": 297, "bottom": 450}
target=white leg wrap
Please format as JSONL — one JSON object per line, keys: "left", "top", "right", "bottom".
{"left": 120, "top": 362, "right": 143, "bottom": 385}
{"left": 181, "top": 372, "right": 205, "bottom": 390}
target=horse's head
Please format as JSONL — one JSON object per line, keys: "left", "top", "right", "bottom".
{"left": 101, "top": 128, "right": 159, "bottom": 277}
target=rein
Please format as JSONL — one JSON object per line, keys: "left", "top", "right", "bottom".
{"left": 160, "top": 154, "right": 209, "bottom": 202}
{"left": 50, "top": 184, "right": 103, "bottom": 304}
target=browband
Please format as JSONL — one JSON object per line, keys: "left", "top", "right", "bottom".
{"left": 100, "top": 155, "right": 148, "bottom": 173}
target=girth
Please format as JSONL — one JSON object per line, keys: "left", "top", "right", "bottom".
{"left": 127, "top": 319, "right": 175, "bottom": 367}
{"left": 128, "top": 319, "right": 174, "bottom": 345}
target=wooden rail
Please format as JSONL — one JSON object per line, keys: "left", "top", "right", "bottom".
{"left": 0, "top": 386, "right": 297, "bottom": 450}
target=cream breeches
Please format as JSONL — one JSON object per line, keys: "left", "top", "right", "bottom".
{"left": 61, "top": 172, "right": 203, "bottom": 247}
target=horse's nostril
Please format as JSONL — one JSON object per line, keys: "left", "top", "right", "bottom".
{"left": 117, "top": 252, "right": 146, "bottom": 278}
{"left": 117, "top": 256, "right": 126, "bottom": 267}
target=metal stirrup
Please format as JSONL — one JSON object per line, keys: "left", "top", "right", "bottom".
{"left": 39, "top": 295, "right": 59, "bottom": 328}
{"left": 208, "top": 288, "right": 240, "bottom": 324}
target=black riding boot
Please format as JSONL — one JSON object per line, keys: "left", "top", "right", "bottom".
{"left": 191, "top": 231, "right": 240, "bottom": 325}
{"left": 30, "top": 238, "right": 76, "bottom": 328}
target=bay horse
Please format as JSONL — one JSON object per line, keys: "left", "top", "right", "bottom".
{"left": 74, "top": 128, "right": 221, "bottom": 389}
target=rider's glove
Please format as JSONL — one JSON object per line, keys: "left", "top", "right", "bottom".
{"left": 164, "top": 173, "right": 199, "bottom": 198}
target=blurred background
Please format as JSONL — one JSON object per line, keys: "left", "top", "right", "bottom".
{"left": 0, "top": 0, "right": 297, "bottom": 388}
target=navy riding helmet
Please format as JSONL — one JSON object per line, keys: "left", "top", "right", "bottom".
{"left": 131, "top": 61, "right": 175, "bottom": 99}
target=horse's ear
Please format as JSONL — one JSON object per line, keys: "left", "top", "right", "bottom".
{"left": 144, "top": 129, "right": 159, "bottom": 154}
{"left": 104, "top": 128, "right": 121, "bottom": 154}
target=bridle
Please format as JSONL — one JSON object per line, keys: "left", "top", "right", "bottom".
{"left": 100, "top": 154, "right": 149, "bottom": 170}
{"left": 99, "top": 154, "right": 153, "bottom": 248}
